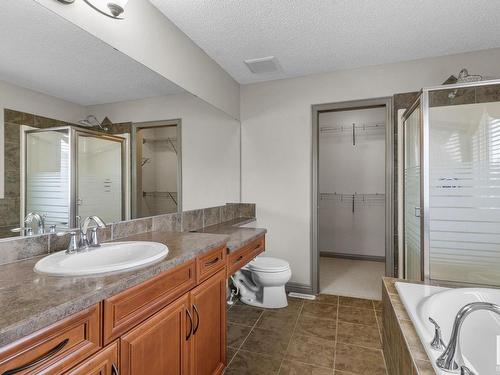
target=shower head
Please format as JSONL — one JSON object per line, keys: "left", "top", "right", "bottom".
{"left": 78, "top": 115, "right": 108, "bottom": 131}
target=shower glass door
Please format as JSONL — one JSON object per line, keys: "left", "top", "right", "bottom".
{"left": 76, "top": 132, "right": 124, "bottom": 224}
{"left": 403, "top": 100, "right": 423, "bottom": 280}
{"left": 25, "top": 129, "right": 71, "bottom": 228}
{"left": 428, "top": 85, "right": 500, "bottom": 285}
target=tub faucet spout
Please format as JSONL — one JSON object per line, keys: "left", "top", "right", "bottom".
{"left": 436, "top": 302, "right": 500, "bottom": 373}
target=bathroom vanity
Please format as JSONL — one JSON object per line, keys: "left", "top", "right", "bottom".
{"left": 0, "top": 224, "right": 266, "bottom": 375}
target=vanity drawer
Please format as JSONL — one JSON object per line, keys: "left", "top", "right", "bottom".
{"left": 0, "top": 304, "right": 101, "bottom": 375}
{"left": 227, "top": 235, "right": 265, "bottom": 275}
{"left": 196, "top": 245, "right": 226, "bottom": 283}
{"left": 103, "top": 260, "right": 196, "bottom": 344}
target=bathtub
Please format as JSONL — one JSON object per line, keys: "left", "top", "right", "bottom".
{"left": 395, "top": 282, "right": 500, "bottom": 374}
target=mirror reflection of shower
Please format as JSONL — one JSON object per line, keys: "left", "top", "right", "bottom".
{"left": 23, "top": 126, "right": 126, "bottom": 230}
{"left": 133, "top": 120, "right": 181, "bottom": 218}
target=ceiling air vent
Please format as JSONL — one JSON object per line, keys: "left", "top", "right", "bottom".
{"left": 244, "top": 56, "right": 281, "bottom": 74}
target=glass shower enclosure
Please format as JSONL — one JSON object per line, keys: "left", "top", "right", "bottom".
{"left": 23, "top": 126, "right": 126, "bottom": 229}
{"left": 402, "top": 79, "right": 500, "bottom": 285}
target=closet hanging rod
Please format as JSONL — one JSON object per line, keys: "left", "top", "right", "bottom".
{"left": 319, "top": 122, "right": 385, "bottom": 133}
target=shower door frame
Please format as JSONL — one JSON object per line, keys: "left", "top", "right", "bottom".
{"left": 73, "top": 127, "right": 127, "bottom": 227}
{"left": 401, "top": 93, "right": 426, "bottom": 281}
{"left": 401, "top": 78, "right": 500, "bottom": 282}
{"left": 311, "top": 97, "right": 394, "bottom": 295}
{"left": 23, "top": 126, "right": 127, "bottom": 229}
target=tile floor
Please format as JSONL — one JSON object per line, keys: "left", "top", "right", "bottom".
{"left": 320, "top": 257, "right": 385, "bottom": 300}
{"left": 225, "top": 294, "right": 386, "bottom": 375}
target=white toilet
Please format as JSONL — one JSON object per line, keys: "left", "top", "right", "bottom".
{"left": 231, "top": 256, "right": 292, "bottom": 308}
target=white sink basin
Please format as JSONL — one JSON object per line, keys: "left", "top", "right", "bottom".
{"left": 34, "top": 241, "right": 168, "bottom": 276}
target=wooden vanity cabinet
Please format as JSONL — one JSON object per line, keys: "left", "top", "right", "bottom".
{"left": 120, "top": 294, "right": 191, "bottom": 375}
{"left": 227, "top": 234, "right": 265, "bottom": 275}
{"left": 0, "top": 239, "right": 272, "bottom": 375}
{"left": 189, "top": 269, "right": 226, "bottom": 375}
{"left": 64, "top": 342, "right": 118, "bottom": 375}
{"left": 0, "top": 304, "right": 101, "bottom": 375}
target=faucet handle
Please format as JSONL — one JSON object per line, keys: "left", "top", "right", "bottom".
{"left": 461, "top": 365, "right": 475, "bottom": 375}
{"left": 429, "top": 317, "right": 446, "bottom": 350}
{"left": 60, "top": 231, "right": 79, "bottom": 254}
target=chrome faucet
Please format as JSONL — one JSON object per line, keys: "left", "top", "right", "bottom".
{"left": 24, "top": 212, "right": 45, "bottom": 235}
{"left": 79, "top": 216, "right": 107, "bottom": 249}
{"left": 59, "top": 216, "right": 107, "bottom": 254}
{"left": 436, "top": 302, "right": 500, "bottom": 373}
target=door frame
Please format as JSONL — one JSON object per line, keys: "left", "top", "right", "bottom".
{"left": 311, "top": 97, "right": 394, "bottom": 295}
{"left": 131, "top": 119, "right": 182, "bottom": 218}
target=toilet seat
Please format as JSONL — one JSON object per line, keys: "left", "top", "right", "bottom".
{"left": 247, "top": 257, "right": 290, "bottom": 273}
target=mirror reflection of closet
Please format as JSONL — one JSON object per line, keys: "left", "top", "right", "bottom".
{"left": 132, "top": 120, "right": 181, "bottom": 218}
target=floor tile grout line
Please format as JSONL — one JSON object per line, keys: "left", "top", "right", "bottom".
{"left": 226, "top": 307, "right": 264, "bottom": 371}
{"left": 276, "top": 300, "right": 304, "bottom": 374}
{"left": 373, "top": 300, "right": 389, "bottom": 374}
{"left": 333, "top": 295, "right": 340, "bottom": 372}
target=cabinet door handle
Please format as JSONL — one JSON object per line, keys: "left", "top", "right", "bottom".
{"left": 2, "top": 338, "right": 69, "bottom": 375}
{"left": 204, "top": 257, "right": 219, "bottom": 266}
{"left": 186, "top": 308, "right": 194, "bottom": 340}
{"left": 111, "top": 363, "right": 119, "bottom": 375}
{"left": 193, "top": 304, "right": 200, "bottom": 335}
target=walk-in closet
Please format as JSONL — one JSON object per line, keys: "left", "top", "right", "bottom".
{"left": 315, "top": 100, "right": 390, "bottom": 300}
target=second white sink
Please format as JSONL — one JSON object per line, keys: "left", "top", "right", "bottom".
{"left": 34, "top": 241, "right": 169, "bottom": 276}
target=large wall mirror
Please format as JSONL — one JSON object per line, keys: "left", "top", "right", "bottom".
{"left": 0, "top": 1, "right": 241, "bottom": 239}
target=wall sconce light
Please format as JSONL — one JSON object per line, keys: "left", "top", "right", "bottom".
{"left": 56, "top": 0, "right": 129, "bottom": 19}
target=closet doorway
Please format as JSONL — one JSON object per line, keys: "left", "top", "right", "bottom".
{"left": 132, "top": 120, "right": 182, "bottom": 219}
{"left": 312, "top": 98, "right": 393, "bottom": 300}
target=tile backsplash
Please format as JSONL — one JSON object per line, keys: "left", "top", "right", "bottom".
{"left": 0, "top": 203, "right": 256, "bottom": 265}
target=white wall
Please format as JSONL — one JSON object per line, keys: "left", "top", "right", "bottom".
{"left": 240, "top": 48, "right": 500, "bottom": 288}
{"left": 88, "top": 93, "right": 240, "bottom": 211}
{"left": 35, "top": 0, "right": 240, "bottom": 120}
{"left": 0, "top": 79, "right": 87, "bottom": 198}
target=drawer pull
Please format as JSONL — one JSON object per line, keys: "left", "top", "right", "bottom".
{"left": 235, "top": 255, "right": 244, "bottom": 263}
{"left": 204, "top": 257, "right": 219, "bottom": 266}
{"left": 186, "top": 308, "right": 194, "bottom": 340}
{"left": 112, "top": 363, "right": 120, "bottom": 375}
{"left": 193, "top": 304, "right": 200, "bottom": 335}
{"left": 2, "top": 338, "right": 69, "bottom": 375}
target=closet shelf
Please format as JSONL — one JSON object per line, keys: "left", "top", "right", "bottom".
{"left": 143, "top": 137, "right": 178, "bottom": 154}
{"left": 319, "top": 122, "right": 385, "bottom": 134}
{"left": 320, "top": 192, "right": 385, "bottom": 213}
{"left": 142, "top": 191, "right": 178, "bottom": 205}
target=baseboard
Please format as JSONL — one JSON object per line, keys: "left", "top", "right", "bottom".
{"left": 320, "top": 251, "right": 385, "bottom": 263}
{"left": 286, "top": 282, "right": 314, "bottom": 295}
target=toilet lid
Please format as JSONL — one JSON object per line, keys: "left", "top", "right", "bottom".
{"left": 247, "top": 257, "right": 290, "bottom": 272}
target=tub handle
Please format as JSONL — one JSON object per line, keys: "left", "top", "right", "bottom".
{"left": 461, "top": 365, "right": 475, "bottom": 375}
{"left": 428, "top": 317, "right": 445, "bottom": 350}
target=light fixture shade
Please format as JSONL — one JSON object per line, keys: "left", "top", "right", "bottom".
{"left": 107, "top": 0, "right": 129, "bottom": 17}
{"left": 82, "top": 0, "right": 129, "bottom": 18}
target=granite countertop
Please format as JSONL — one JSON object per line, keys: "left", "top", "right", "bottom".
{"left": 0, "top": 220, "right": 266, "bottom": 347}
{"left": 197, "top": 217, "right": 267, "bottom": 251}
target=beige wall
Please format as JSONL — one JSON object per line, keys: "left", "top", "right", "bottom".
{"left": 88, "top": 93, "right": 241, "bottom": 211}
{"left": 240, "top": 48, "right": 500, "bottom": 288}
{"left": 35, "top": 0, "right": 240, "bottom": 120}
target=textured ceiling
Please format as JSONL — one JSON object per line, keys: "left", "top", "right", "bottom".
{"left": 150, "top": 0, "right": 500, "bottom": 84}
{"left": 0, "top": 1, "right": 184, "bottom": 106}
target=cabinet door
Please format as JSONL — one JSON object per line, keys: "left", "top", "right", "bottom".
{"left": 65, "top": 342, "right": 118, "bottom": 375}
{"left": 190, "top": 269, "right": 226, "bottom": 375}
{"left": 120, "top": 294, "right": 190, "bottom": 375}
